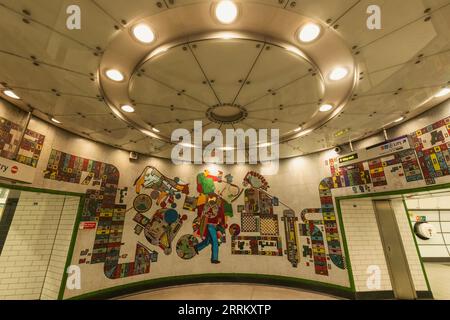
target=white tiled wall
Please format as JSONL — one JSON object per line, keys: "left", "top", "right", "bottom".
{"left": 391, "top": 200, "right": 428, "bottom": 291}
{"left": 405, "top": 195, "right": 450, "bottom": 210}
{"left": 340, "top": 198, "right": 429, "bottom": 293}
{"left": 405, "top": 195, "right": 450, "bottom": 258}
{"left": 40, "top": 196, "right": 79, "bottom": 300}
{"left": 340, "top": 199, "right": 392, "bottom": 292}
{"left": 0, "top": 192, "right": 79, "bottom": 300}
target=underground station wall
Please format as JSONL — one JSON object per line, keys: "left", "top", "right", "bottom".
{"left": 0, "top": 98, "right": 449, "bottom": 299}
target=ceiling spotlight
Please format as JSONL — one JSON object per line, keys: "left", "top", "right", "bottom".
{"left": 394, "top": 116, "right": 405, "bottom": 123}
{"left": 329, "top": 67, "right": 349, "bottom": 81}
{"left": 132, "top": 24, "right": 155, "bottom": 44}
{"left": 435, "top": 87, "right": 450, "bottom": 98}
{"left": 298, "top": 23, "right": 321, "bottom": 43}
{"left": 105, "top": 69, "right": 124, "bottom": 82}
{"left": 294, "top": 127, "right": 302, "bottom": 132}
{"left": 215, "top": 0, "right": 238, "bottom": 24}
{"left": 319, "top": 104, "right": 333, "bottom": 112}
{"left": 152, "top": 127, "right": 160, "bottom": 133}
{"left": 51, "top": 118, "right": 61, "bottom": 124}
{"left": 121, "top": 105, "right": 135, "bottom": 113}
{"left": 3, "top": 90, "right": 20, "bottom": 100}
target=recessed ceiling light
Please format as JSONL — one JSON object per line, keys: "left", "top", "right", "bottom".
{"left": 51, "top": 118, "right": 61, "bottom": 124}
{"left": 294, "top": 127, "right": 302, "bottom": 132}
{"left": 215, "top": 0, "right": 238, "bottom": 24}
{"left": 132, "top": 24, "right": 155, "bottom": 44}
{"left": 298, "top": 23, "right": 321, "bottom": 43}
{"left": 329, "top": 67, "right": 349, "bottom": 81}
{"left": 3, "top": 90, "right": 20, "bottom": 100}
{"left": 319, "top": 104, "right": 333, "bottom": 112}
{"left": 121, "top": 105, "right": 135, "bottom": 113}
{"left": 152, "top": 127, "right": 160, "bottom": 133}
{"left": 105, "top": 69, "right": 124, "bottom": 82}
{"left": 435, "top": 87, "right": 450, "bottom": 98}
{"left": 394, "top": 116, "right": 405, "bottom": 123}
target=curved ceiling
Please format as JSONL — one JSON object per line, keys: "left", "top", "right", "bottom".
{"left": 0, "top": 0, "right": 449, "bottom": 159}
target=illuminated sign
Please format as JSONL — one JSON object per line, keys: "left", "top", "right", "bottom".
{"left": 339, "top": 153, "right": 358, "bottom": 164}
{"left": 337, "top": 136, "right": 412, "bottom": 167}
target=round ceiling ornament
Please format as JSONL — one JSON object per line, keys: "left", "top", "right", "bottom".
{"left": 206, "top": 104, "right": 248, "bottom": 125}
{"left": 97, "top": 1, "right": 357, "bottom": 158}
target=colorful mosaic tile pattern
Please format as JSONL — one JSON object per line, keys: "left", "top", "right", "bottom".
{"left": 259, "top": 214, "right": 279, "bottom": 236}
{"left": 241, "top": 213, "right": 259, "bottom": 232}
{"left": 231, "top": 236, "right": 283, "bottom": 256}
{"left": 44, "top": 149, "right": 151, "bottom": 279}
{"left": 0, "top": 116, "right": 45, "bottom": 167}
{"left": 282, "top": 210, "right": 300, "bottom": 268}
{"left": 309, "top": 223, "right": 328, "bottom": 276}
{"left": 411, "top": 117, "right": 450, "bottom": 184}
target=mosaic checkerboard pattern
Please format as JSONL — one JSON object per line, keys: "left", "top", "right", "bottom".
{"left": 241, "top": 213, "right": 258, "bottom": 232}
{"left": 0, "top": 116, "right": 45, "bottom": 167}
{"left": 259, "top": 214, "right": 279, "bottom": 236}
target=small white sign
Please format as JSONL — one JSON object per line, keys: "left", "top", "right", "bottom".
{"left": 0, "top": 157, "right": 36, "bottom": 183}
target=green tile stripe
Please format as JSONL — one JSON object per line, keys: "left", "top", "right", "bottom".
{"left": 402, "top": 199, "right": 432, "bottom": 293}
{"left": 335, "top": 200, "right": 356, "bottom": 291}
{"left": 0, "top": 182, "right": 84, "bottom": 300}
{"left": 67, "top": 273, "right": 354, "bottom": 300}
{"left": 334, "top": 183, "right": 450, "bottom": 297}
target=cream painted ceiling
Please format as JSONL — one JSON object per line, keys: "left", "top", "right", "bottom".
{"left": 0, "top": 0, "right": 449, "bottom": 159}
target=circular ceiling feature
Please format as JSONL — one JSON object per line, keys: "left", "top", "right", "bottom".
{"left": 132, "top": 24, "right": 155, "bottom": 44}
{"left": 51, "top": 117, "right": 61, "bottom": 124}
{"left": 294, "top": 127, "right": 302, "bottom": 132}
{"left": 2, "top": 0, "right": 448, "bottom": 160}
{"left": 98, "top": 1, "right": 358, "bottom": 159}
{"left": 121, "top": 104, "right": 135, "bottom": 113}
{"left": 319, "top": 104, "right": 333, "bottom": 112}
{"left": 214, "top": 0, "right": 239, "bottom": 24}
{"left": 3, "top": 90, "right": 20, "bottom": 99}
{"left": 152, "top": 127, "right": 160, "bottom": 133}
{"left": 329, "top": 67, "right": 349, "bottom": 81}
{"left": 106, "top": 69, "right": 125, "bottom": 82}
{"left": 206, "top": 104, "right": 248, "bottom": 125}
{"left": 128, "top": 36, "right": 326, "bottom": 141}
{"left": 435, "top": 87, "right": 450, "bottom": 98}
{"left": 298, "top": 23, "right": 321, "bottom": 43}
{"left": 394, "top": 116, "right": 405, "bottom": 123}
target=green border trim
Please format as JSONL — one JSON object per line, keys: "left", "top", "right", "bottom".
{"left": 0, "top": 182, "right": 84, "bottom": 299}
{"left": 67, "top": 273, "right": 354, "bottom": 300}
{"left": 61, "top": 183, "right": 450, "bottom": 300}
{"left": 402, "top": 199, "right": 432, "bottom": 293}
{"left": 57, "top": 195, "right": 85, "bottom": 300}
{"left": 333, "top": 183, "right": 450, "bottom": 299}
{"left": 0, "top": 182, "right": 84, "bottom": 197}
{"left": 335, "top": 183, "right": 450, "bottom": 202}
{"left": 335, "top": 200, "right": 356, "bottom": 291}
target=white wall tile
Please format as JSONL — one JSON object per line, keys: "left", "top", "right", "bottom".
{"left": 341, "top": 198, "right": 430, "bottom": 294}
{"left": 0, "top": 192, "right": 79, "bottom": 300}
{"left": 340, "top": 199, "right": 392, "bottom": 292}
